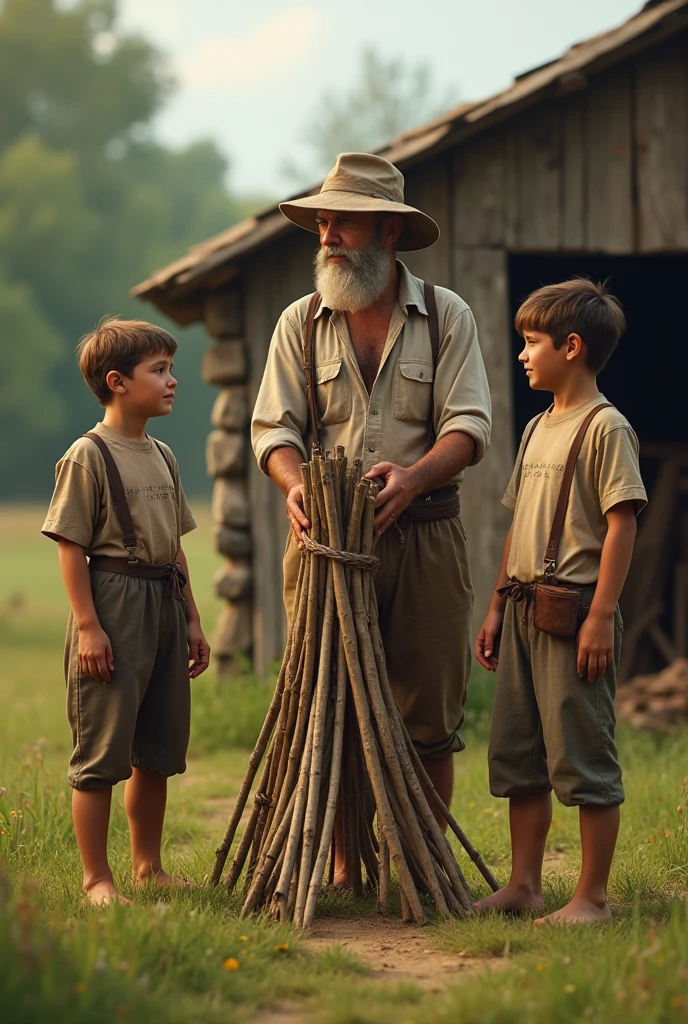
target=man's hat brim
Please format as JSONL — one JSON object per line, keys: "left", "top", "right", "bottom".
{"left": 279, "top": 190, "right": 440, "bottom": 251}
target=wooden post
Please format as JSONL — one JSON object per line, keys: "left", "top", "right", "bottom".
{"left": 202, "top": 282, "right": 253, "bottom": 678}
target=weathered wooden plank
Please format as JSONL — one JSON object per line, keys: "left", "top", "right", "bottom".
{"left": 397, "top": 157, "right": 452, "bottom": 285}
{"left": 586, "top": 65, "right": 633, "bottom": 252}
{"left": 202, "top": 340, "right": 247, "bottom": 386}
{"left": 635, "top": 36, "right": 688, "bottom": 251}
{"left": 204, "top": 284, "right": 243, "bottom": 338}
{"left": 453, "top": 247, "right": 514, "bottom": 629}
{"left": 514, "top": 103, "right": 562, "bottom": 250}
{"left": 503, "top": 123, "right": 521, "bottom": 249}
{"left": 452, "top": 132, "right": 505, "bottom": 248}
{"left": 561, "top": 94, "right": 586, "bottom": 250}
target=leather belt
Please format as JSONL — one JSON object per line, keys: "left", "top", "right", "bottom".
{"left": 397, "top": 486, "right": 460, "bottom": 529}
{"left": 89, "top": 556, "right": 187, "bottom": 601}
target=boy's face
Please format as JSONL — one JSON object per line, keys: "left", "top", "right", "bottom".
{"left": 518, "top": 330, "right": 582, "bottom": 392}
{"left": 114, "top": 352, "right": 177, "bottom": 417}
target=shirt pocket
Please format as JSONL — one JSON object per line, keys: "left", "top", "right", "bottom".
{"left": 393, "top": 359, "right": 434, "bottom": 423}
{"left": 316, "top": 358, "right": 351, "bottom": 425}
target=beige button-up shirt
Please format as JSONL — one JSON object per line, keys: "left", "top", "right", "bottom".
{"left": 251, "top": 262, "right": 492, "bottom": 485}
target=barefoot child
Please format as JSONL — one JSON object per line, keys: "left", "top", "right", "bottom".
{"left": 475, "top": 279, "right": 646, "bottom": 925}
{"left": 42, "top": 318, "right": 210, "bottom": 905}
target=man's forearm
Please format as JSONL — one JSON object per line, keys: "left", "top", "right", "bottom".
{"left": 266, "top": 446, "right": 305, "bottom": 497}
{"left": 409, "top": 431, "right": 476, "bottom": 495}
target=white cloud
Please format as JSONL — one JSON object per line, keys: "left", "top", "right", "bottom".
{"left": 179, "top": 7, "right": 320, "bottom": 88}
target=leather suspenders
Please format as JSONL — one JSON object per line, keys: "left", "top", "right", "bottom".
{"left": 303, "top": 281, "right": 441, "bottom": 452}
{"left": 84, "top": 431, "right": 138, "bottom": 562}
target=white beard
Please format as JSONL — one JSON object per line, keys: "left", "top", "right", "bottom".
{"left": 314, "top": 239, "right": 392, "bottom": 313}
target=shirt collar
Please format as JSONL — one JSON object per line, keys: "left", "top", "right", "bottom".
{"left": 313, "top": 259, "right": 428, "bottom": 320}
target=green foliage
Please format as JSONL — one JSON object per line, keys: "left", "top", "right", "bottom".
{"left": 284, "top": 48, "right": 456, "bottom": 185}
{"left": 0, "top": 0, "right": 268, "bottom": 498}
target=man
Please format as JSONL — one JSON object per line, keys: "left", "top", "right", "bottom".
{"left": 251, "top": 152, "right": 491, "bottom": 885}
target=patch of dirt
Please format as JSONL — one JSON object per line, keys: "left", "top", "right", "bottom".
{"left": 248, "top": 915, "right": 503, "bottom": 1023}
{"left": 306, "top": 914, "right": 502, "bottom": 989}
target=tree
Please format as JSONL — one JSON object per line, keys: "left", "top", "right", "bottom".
{"left": 0, "top": 0, "right": 265, "bottom": 497}
{"left": 283, "top": 48, "right": 456, "bottom": 186}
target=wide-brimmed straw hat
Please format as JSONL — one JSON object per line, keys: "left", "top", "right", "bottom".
{"left": 279, "top": 153, "right": 440, "bottom": 252}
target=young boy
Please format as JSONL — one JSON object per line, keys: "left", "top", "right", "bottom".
{"left": 475, "top": 278, "right": 646, "bottom": 925}
{"left": 42, "top": 318, "right": 210, "bottom": 906}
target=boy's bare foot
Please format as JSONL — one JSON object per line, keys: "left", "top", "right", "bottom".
{"left": 85, "top": 880, "right": 132, "bottom": 906}
{"left": 134, "top": 868, "right": 196, "bottom": 890}
{"left": 534, "top": 897, "right": 611, "bottom": 926}
{"left": 473, "top": 883, "right": 544, "bottom": 915}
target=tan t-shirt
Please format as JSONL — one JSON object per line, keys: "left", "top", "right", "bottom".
{"left": 42, "top": 422, "right": 197, "bottom": 564}
{"left": 503, "top": 395, "right": 647, "bottom": 585}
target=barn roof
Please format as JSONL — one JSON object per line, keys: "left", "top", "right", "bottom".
{"left": 133, "top": 0, "right": 688, "bottom": 324}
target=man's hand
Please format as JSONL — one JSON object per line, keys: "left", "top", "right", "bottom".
{"left": 287, "top": 483, "right": 310, "bottom": 545}
{"left": 78, "top": 623, "right": 114, "bottom": 684}
{"left": 577, "top": 611, "right": 614, "bottom": 682}
{"left": 364, "top": 462, "right": 420, "bottom": 535}
{"left": 187, "top": 620, "right": 211, "bottom": 679}
{"left": 475, "top": 610, "right": 504, "bottom": 671}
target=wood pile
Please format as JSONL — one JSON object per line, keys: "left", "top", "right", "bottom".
{"left": 615, "top": 658, "right": 688, "bottom": 731}
{"left": 211, "top": 448, "right": 498, "bottom": 927}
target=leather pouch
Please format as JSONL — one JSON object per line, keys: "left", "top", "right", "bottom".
{"left": 533, "top": 583, "right": 580, "bottom": 637}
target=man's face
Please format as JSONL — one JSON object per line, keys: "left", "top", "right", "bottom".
{"left": 315, "top": 210, "right": 381, "bottom": 255}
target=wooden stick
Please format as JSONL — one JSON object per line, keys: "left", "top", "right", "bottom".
{"left": 319, "top": 463, "right": 426, "bottom": 926}
{"left": 378, "top": 833, "right": 390, "bottom": 916}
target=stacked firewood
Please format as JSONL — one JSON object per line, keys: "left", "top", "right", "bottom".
{"left": 211, "top": 447, "right": 498, "bottom": 927}
{"left": 616, "top": 658, "right": 688, "bottom": 731}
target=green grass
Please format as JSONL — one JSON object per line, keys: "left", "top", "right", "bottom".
{"left": 1, "top": 506, "right": 688, "bottom": 1023}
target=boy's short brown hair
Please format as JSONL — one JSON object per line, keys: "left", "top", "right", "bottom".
{"left": 515, "top": 278, "right": 626, "bottom": 373}
{"left": 77, "top": 317, "right": 178, "bottom": 405}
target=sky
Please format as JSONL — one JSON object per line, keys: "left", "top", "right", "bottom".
{"left": 116, "top": 0, "right": 643, "bottom": 199}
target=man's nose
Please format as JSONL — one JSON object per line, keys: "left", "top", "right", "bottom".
{"left": 321, "top": 223, "right": 341, "bottom": 247}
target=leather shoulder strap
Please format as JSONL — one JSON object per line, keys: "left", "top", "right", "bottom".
{"left": 83, "top": 432, "right": 138, "bottom": 560}
{"left": 152, "top": 438, "right": 176, "bottom": 485}
{"left": 515, "top": 411, "right": 546, "bottom": 491}
{"left": 303, "top": 291, "right": 322, "bottom": 452}
{"left": 423, "top": 281, "right": 440, "bottom": 368}
{"left": 544, "top": 402, "right": 613, "bottom": 574}
{"left": 423, "top": 281, "right": 440, "bottom": 450}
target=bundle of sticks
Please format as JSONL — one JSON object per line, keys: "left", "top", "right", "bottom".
{"left": 211, "top": 447, "right": 498, "bottom": 928}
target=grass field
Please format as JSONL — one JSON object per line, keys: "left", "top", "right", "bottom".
{"left": 1, "top": 506, "right": 687, "bottom": 1023}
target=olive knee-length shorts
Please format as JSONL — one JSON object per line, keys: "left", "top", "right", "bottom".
{"left": 488, "top": 586, "right": 624, "bottom": 807}
{"left": 64, "top": 569, "right": 190, "bottom": 790}
{"left": 284, "top": 515, "right": 473, "bottom": 758}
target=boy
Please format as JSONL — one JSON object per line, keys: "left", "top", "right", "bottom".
{"left": 42, "top": 318, "right": 210, "bottom": 906}
{"left": 475, "top": 279, "right": 646, "bottom": 925}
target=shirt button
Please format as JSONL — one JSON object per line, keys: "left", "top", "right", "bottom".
{"left": 370, "top": 409, "right": 379, "bottom": 416}
{"left": 367, "top": 447, "right": 376, "bottom": 453}
{"left": 419, "top": 371, "right": 424, "bottom": 379}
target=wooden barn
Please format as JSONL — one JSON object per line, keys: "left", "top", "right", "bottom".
{"left": 134, "top": 0, "right": 688, "bottom": 679}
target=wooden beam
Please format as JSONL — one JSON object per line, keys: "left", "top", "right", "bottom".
{"left": 453, "top": 247, "right": 514, "bottom": 629}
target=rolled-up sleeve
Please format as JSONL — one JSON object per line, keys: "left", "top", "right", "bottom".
{"left": 251, "top": 310, "right": 309, "bottom": 474}
{"left": 433, "top": 307, "right": 492, "bottom": 465}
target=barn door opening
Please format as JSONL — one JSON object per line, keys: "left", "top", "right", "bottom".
{"left": 508, "top": 252, "right": 688, "bottom": 677}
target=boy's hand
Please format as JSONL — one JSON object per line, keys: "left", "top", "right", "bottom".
{"left": 476, "top": 610, "right": 504, "bottom": 671}
{"left": 78, "top": 624, "right": 114, "bottom": 684}
{"left": 577, "top": 611, "right": 614, "bottom": 682}
{"left": 187, "top": 620, "right": 211, "bottom": 679}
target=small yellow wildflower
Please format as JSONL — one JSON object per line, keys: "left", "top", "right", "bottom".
{"left": 73, "top": 982, "right": 87, "bottom": 995}
{"left": 240, "top": 935, "right": 248, "bottom": 942}
{"left": 536, "top": 962, "right": 547, "bottom": 972}
{"left": 649, "top": 835, "right": 655, "bottom": 844}
{"left": 274, "top": 943, "right": 289, "bottom": 952}
{"left": 223, "top": 958, "right": 240, "bottom": 972}
{"left": 564, "top": 984, "right": 576, "bottom": 994}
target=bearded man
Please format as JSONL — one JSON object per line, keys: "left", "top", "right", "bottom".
{"left": 251, "top": 153, "right": 491, "bottom": 886}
